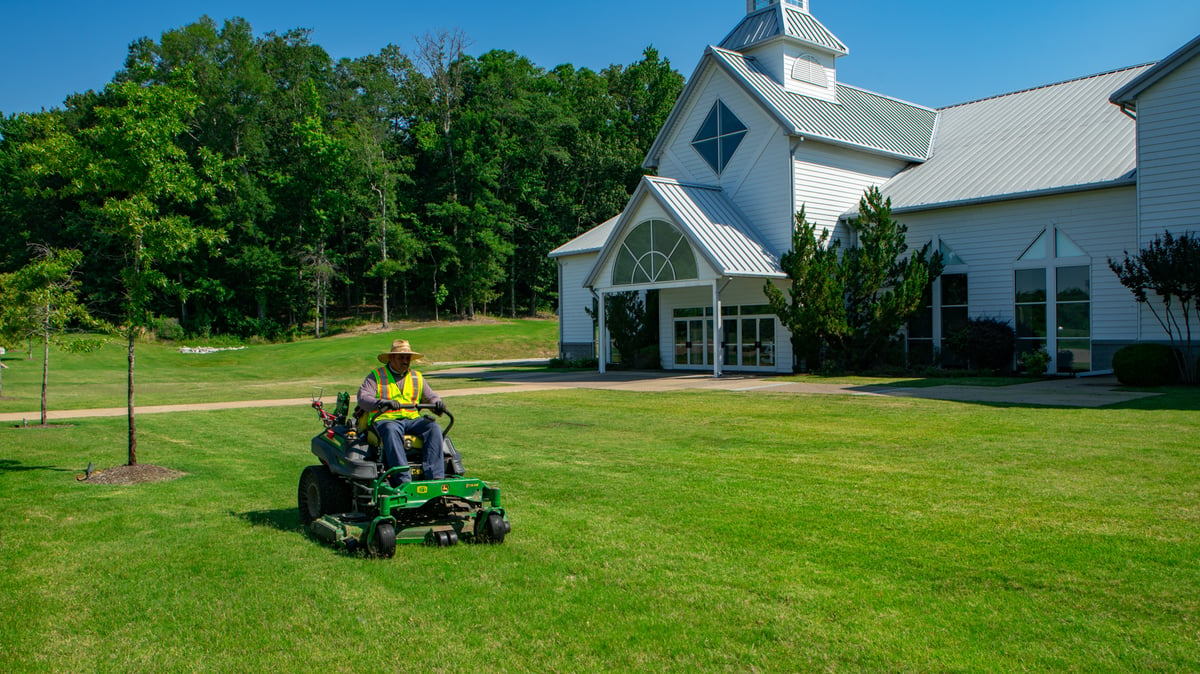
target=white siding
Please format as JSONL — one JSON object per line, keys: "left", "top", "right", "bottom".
{"left": 1135, "top": 53, "right": 1200, "bottom": 244}
{"left": 556, "top": 254, "right": 597, "bottom": 348}
{"left": 901, "top": 186, "right": 1139, "bottom": 341}
{"left": 793, "top": 141, "right": 908, "bottom": 247}
{"left": 655, "top": 69, "right": 795, "bottom": 258}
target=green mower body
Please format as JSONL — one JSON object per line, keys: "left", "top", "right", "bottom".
{"left": 298, "top": 393, "right": 510, "bottom": 557}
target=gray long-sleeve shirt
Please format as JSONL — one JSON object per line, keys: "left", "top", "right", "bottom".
{"left": 357, "top": 365, "right": 441, "bottom": 413}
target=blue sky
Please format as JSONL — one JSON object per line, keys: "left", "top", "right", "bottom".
{"left": 3, "top": 0, "right": 1198, "bottom": 115}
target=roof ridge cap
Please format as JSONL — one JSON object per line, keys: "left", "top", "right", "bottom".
{"left": 940, "top": 63, "right": 1157, "bottom": 110}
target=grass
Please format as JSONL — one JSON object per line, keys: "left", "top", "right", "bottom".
{"left": 769, "top": 372, "right": 1032, "bottom": 388}
{"left": 2, "top": 386, "right": 1199, "bottom": 672}
{"left": 0, "top": 318, "right": 557, "bottom": 413}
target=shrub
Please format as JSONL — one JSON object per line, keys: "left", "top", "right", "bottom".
{"left": 1112, "top": 343, "right": 1179, "bottom": 386}
{"left": 152, "top": 317, "right": 184, "bottom": 341}
{"left": 1018, "top": 348, "right": 1050, "bottom": 376}
{"left": 946, "top": 317, "right": 1016, "bottom": 372}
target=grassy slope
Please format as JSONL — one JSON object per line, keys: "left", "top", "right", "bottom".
{"left": 0, "top": 318, "right": 558, "bottom": 412}
{"left": 2, "top": 388, "right": 1198, "bottom": 672}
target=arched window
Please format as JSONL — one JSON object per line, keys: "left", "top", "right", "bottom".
{"left": 612, "top": 219, "right": 699, "bottom": 285}
{"left": 791, "top": 55, "right": 827, "bottom": 87}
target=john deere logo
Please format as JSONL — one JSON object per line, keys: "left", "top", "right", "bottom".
{"left": 441, "top": 484, "right": 450, "bottom": 494}
{"left": 416, "top": 486, "right": 428, "bottom": 494}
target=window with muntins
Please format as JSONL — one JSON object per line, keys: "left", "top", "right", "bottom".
{"left": 691, "top": 101, "right": 747, "bottom": 176}
{"left": 1014, "top": 227, "right": 1091, "bottom": 372}
{"left": 612, "top": 219, "right": 699, "bottom": 286}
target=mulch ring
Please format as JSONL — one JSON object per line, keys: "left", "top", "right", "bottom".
{"left": 78, "top": 464, "right": 186, "bottom": 485}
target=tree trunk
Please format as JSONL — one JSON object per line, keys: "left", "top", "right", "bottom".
{"left": 127, "top": 330, "right": 137, "bottom": 466}
{"left": 382, "top": 277, "right": 389, "bottom": 329}
{"left": 40, "top": 326, "right": 49, "bottom": 426}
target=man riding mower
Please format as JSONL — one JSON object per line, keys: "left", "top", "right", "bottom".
{"left": 296, "top": 340, "right": 510, "bottom": 556}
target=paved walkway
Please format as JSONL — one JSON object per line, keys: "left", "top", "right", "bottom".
{"left": 0, "top": 363, "right": 1159, "bottom": 423}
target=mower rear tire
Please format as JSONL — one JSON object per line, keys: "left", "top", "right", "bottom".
{"left": 370, "top": 522, "right": 396, "bottom": 558}
{"left": 298, "top": 465, "right": 352, "bottom": 526}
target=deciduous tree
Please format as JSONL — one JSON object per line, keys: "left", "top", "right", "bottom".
{"left": 1109, "top": 231, "right": 1200, "bottom": 384}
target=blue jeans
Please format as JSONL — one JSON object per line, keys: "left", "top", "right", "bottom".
{"left": 376, "top": 417, "right": 445, "bottom": 485}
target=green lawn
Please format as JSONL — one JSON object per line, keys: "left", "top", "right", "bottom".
{"left": 0, "top": 318, "right": 558, "bottom": 413}
{"left": 2, "top": 386, "right": 1199, "bottom": 672}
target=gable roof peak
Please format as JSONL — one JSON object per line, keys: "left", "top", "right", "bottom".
{"left": 725, "top": 1, "right": 848, "bottom": 56}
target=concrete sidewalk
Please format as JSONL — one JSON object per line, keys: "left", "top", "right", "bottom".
{"left": 0, "top": 367, "right": 1159, "bottom": 423}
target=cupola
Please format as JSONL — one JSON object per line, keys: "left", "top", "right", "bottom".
{"left": 725, "top": 0, "right": 846, "bottom": 102}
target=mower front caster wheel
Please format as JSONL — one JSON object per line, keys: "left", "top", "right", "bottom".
{"left": 479, "top": 513, "right": 510, "bottom": 545}
{"left": 370, "top": 522, "right": 396, "bottom": 558}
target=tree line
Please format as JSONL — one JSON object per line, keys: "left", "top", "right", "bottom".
{"left": 0, "top": 16, "right": 684, "bottom": 339}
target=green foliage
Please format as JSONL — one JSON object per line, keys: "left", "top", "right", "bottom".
{"left": 763, "top": 207, "right": 844, "bottom": 372}
{"left": 1017, "top": 347, "right": 1051, "bottom": 376}
{"left": 946, "top": 317, "right": 1016, "bottom": 372}
{"left": 0, "top": 19, "right": 683, "bottom": 335}
{"left": 766, "top": 189, "right": 941, "bottom": 372}
{"left": 0, "top": 246, "right": 106, "bottom": 417}
{"left": 1109, "top": 231, "right": 1200, "bottom": 384}
{"left": 1112, "top": 343, "right": 1180, "bottom": 386}
{"left": 838, "top": 187, "right": 942, "bottom": 369}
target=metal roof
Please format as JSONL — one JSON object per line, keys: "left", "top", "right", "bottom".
{"left": 548, "top": 214, "right": 620, "bottom": 258}
{"left": 874, "top": 65, "right": 1150, "bottom": 214}
{"left": 709, "top": 46, "right": 937, "bottom": 161}
{"left": 719, "top": 5, "right": 848, "bottom": 56}
{"left": 1110, "top": 34, "right": 1200, "bottom": 108}
{"left": 583, "top": 176, "right": 783, "bottom": 288}
{"left": 645, "top": 177, "right": 784, "bottom": 278}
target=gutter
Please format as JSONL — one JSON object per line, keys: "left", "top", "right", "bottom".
{"left": 883, "top": 176, "right": 1138, "bottom": 216}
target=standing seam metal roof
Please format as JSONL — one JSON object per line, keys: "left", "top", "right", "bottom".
{"left": 582, "top": 176, "right": 783, "bottom": 288}
{"left": 875, "top": 65, "right": 1149, "bottom": 214}
{"left": 709, "top": 46, "right": 937, "bottom": 161}
{"left": 720, "top": 6, "right": 848, "bottom": 55}
{"left": 645, "top": 177, "right": 784, "bottom": 278}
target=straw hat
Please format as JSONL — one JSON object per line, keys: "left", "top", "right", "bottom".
{"left": 377, "top": 339, "right": 424, "bottom": 363}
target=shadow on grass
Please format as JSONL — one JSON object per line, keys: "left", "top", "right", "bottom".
{"left": 1106, "top": 386, "right": 1200, "bottom": 411}
{"left": 234, "top": 508, "right": 305, "bottom": 534}
{"left": 0, "top": 458, "right": 74, "bottom": 474}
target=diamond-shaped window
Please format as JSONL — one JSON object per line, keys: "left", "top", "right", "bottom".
{"left": 691, "top": 101, "right": 747, "bottom": 175}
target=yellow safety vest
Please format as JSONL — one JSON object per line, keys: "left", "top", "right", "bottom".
{"left": 370, "top": 367, "right": 424, "bottom": 422}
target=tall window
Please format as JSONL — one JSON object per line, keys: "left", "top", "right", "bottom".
{"left": 691, "top": 101, "right": 747, "bottom": 176}
{"left": 612, "top": 219, "right": 698, "bottom": 286}
{"left": 1014, "top": 228, "right": 1091, "bottom": 372}
{"left": 1014, "top": 268, "right": 1047, "bottom": 358}
{"left": 907, "top": 240, "right": 967, "bottom": 367}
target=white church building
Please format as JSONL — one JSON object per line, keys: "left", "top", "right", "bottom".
{"left": 550, "top": 0, "right": 1200, "bottom": 376}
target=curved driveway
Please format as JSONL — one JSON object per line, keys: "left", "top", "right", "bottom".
{"left": 0, "top": 363, "right": 1158, "bottom": 423}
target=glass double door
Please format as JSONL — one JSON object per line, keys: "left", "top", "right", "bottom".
{"left": 672, "top": 313, "right": 776, "bottom": 369}
{"left": 723, "top": 317, "right": 776, "bottom": 369}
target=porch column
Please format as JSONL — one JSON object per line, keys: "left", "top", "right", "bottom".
{"left": 712, "top": 280, "right": 723, "bottom": 378}
{"left": 597, "top": 289, "right": 607, "bottom": 374}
